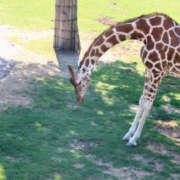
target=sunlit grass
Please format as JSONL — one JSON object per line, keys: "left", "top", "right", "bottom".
{"left": 0, "top": 0, "right": 54, "bottom": 31}
{"left": 10, "top": 35, "right": 56, "bottom": 60}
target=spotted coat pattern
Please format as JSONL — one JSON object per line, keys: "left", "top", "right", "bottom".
{"left": 71, "top": 13, "right": 180, "bottom": 146}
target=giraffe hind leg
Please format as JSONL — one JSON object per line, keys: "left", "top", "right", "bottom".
{"left": 124, "top": 70, "right": 163, "bottom": 146}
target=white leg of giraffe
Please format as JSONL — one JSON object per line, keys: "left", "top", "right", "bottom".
{"left": 126, "top": 99, "right": 153, "bottom": 146}
{"left": 125, "top": 70, "right": 163, "bottom": 146}
{"left": 122, "top": 96, "right": 144, "bottom": 141}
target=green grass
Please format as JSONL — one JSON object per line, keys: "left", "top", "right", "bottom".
{"left": 78, "top": 0, "right": 180, "bottom": 33}
{"left": 0, "top": 0, "right": 54, "bottom": 31}
{"left": 0, "top": 61, "right": 179, "bottom": 180}
{"left": 0, "top": 0, "right": 180, "bottom": 32}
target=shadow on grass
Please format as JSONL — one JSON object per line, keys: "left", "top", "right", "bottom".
{"left": 0, "top": 60, "right": 179, "bottom": 180}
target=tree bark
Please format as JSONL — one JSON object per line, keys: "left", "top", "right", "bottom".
{"left": 54, "top": 0, "right": 80, "bottom": 54}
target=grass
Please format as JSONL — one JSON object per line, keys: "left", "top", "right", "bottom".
{"left": 0, "top": 0, "right": 179, "bottom": 179}
{"left": 0, "top": 61, "right": 179, "bottom": 179}
{"left": 78, "top": 0, "right": 180, "bottom": 33}
{"left": 0, "top": 0, "right": 54, "bottom": 31}
{"left": 0, "top": 0, "right": 180, "bottom": 32}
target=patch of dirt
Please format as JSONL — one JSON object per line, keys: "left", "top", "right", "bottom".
{"left": 171, "top": 173, "right": 180, "bottom": 180}
{"left": 155, "top": 121, "right": 180, "bottom": 146}
{"left": 147, "top": 142, "right": 170, "bottom": 155}
{"left": 0, "top": 24, "right": 61, "bottom": 109}
{"left": 70, "top": 139, "right": 99, "bottom": 151}
{"left": 85, "top": 154, "right": 152, "bottom": 180}
{"left": 133, "top": 154, "right": 163, "bottom": 171}
{"left": 161, "top": 105, "right": 180, "bottom": 115}
{"left": 109, "top": 2, "right": 118, "bottom": 7}
{"left": 96, "top": 16, "right": 117, "bottom": 26}
{"left": 0, "top": 24, "right": 52, "bottom": 42}
{"left": 104, "top": 167, "right": 151, "bottom": 180}
{"left": 147, "top": 142, "right": 180, "bottom": 165}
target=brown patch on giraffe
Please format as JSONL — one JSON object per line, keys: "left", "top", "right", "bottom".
{"left": 155, "top": 63, "right": 162, "bottom": 71}
{"left": 152, "top": 84, "right": 156, "bottom": 89}
{"left": 90, "top": 49, "right": 95, "bottom": 57}
{"left": 101, "top": 44, "right": 109, "bottom": 52}
{"left": 177, "top": 47, "right": 180, "bottom": 53}
{"left": 107, "top": 35, "right": 119, "bottom": 46}
{"left": 145, "top": 85, "right": 149, "bottom": 91}
{"left": 146, "top": 36, "right": 154, "bottom": 50}
{"left": 171, "top": 67, "right": 180, "bottom": 74}
{"left": 174, "top": 53, "right": 180, "bottom": 64}
{"left": 85, "top": 59, "right": 89, "bottom": 67}
{"left": 140, "top": 47, "right": 144, "bottom": 56}
{"left": 141, "top": 49, "right": 148, "bottom": 62}
{"left": 154, "top": 77, "right": 161, "bottom": 84}
{"left": 145, "top": 61, "right": 153, "bottom": 69}
{"left": 131, "top": 31, "right": 144, "bottom": 40}
{"left": 160, "top": 52, "right": 166, "bottom": 60}
{"left": 82, "top": 68, "right": 86, "bottom": 73}
{"left": 156, "top": 43, "right": 164, "bottom": 51}
{"left": 169, "top": 30, "right": 179, "bottom": 47}
{"left": 104, "top": 29, "right": 114, "bottom": 37}
{"left": 148, "top": 51, "right": 159, "bottom": 62}
{"left": 116, "top": 24, "right": 133, "bottom": 33}
{"left": 149, "top": 16, "right": 162, "bottom": 26}
{"left": 162, "top": 32, "right": 169, "bottom": 44}
{"left": 118, "top": 34, "right": 126, "bottom": 41}
{"left": 153, "top": 75, "right": 160, "bottom": 82}
{"left": 150, "top": 88, "right": 155, "bottom": 93}
{"left": 163, "top": 17, "right": 174, "bottom": 30}
{"left": 162, "top": 61, "right": 167, "bottom": 68}
{"left": 95, "top": 36, "right": 104, "bottom": 46}
{"left": 95, "top": 49, "right": 102, "bottom": 57}
{"left": 175, "top": 27, "right": 180, "bottom": 36}
{"left": 167, "top": 48, "right": 175, "bottom": 61}
{"left": 91, "top": 59, "right": 95, "bottom": 65}
{"left": 152, "top": 27, "right": 163, "bottom": 41}
{"left": 79, "top": 60, "right": 85, "bottom": 68}
{"left": 168, "top": 62, "right": 173, "bottom": 67}
{"left": 136, "top": 19, "right": 150, "bottom": 34}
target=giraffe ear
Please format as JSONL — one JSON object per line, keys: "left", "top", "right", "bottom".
{"left": 68, "top": 65, "right": 77, "bottom": 86}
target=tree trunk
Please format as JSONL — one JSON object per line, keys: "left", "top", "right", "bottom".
{"left": 54, "top": 0, "right": 80, "bottom": 54}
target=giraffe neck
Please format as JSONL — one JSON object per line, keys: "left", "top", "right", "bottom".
{"left": 77, "top": 22, "right": 140, "bottom": 82}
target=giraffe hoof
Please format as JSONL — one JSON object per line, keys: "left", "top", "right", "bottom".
{"left": 122, "top": 134, "right": 131, "bottom": 141}
{"left": 122, "top": 136, "right": 130, "bottom": 142}
{"left": 126, "top": 141, "right": 137, "bottom": 147}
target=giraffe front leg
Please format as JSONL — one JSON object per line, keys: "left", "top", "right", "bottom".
{"left": 126, "top": 99, "right": 153, "bottom": 146}
{"left": 122, "top": 96, "right": 144, "bottom": 141}
{"left": 126, "top": 70, "right": 163, "bottom": 146}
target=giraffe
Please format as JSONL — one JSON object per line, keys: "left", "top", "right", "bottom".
{"left": 69, "top": 13, "right": 180, "bottom": 146}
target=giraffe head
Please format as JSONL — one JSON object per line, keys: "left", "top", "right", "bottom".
{"left": 68, "top": 66, "right": 90, "bottom": 104}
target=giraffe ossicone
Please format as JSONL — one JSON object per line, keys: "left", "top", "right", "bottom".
{"left": 69, "top": 13, "right": 180, "bottom": 146}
